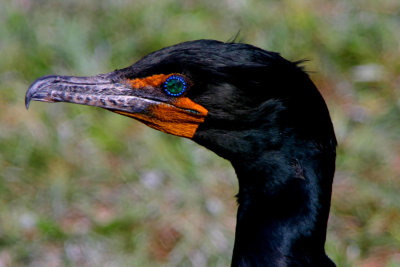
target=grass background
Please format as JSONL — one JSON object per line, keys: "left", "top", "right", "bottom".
{"left": 1, "top": 0, "right": 400, "bottom": 266}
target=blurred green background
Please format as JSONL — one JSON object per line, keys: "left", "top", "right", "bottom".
{"left": 1, "top": 0, "right": 400, "bottom": 266}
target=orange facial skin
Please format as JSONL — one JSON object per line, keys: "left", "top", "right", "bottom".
{"left": 118, "top": 74, "right": 208, "bottom": 138}
{"left": 127, "top": 74, "right": 170, "bottom": 89}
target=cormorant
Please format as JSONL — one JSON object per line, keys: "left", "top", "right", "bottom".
{"left": 25, "top": 39, "right": 337, "bottom": 266}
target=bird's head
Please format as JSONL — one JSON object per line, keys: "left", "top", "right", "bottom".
{"left": 26, "top": 40, "right": 336, "bottom": 162}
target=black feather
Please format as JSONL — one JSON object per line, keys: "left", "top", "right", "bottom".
{"left": 103, "top": 40, "right": 337, "bottom": 266}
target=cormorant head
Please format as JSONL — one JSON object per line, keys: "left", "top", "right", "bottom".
{"left": 26, "top": 40, "right": 336, "bottom": 161}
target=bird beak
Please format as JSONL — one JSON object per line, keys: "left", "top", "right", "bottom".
{"left": 25, "top": 73, "right": 208, "bottom": 138}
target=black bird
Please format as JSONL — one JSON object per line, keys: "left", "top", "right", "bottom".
{"left": 25, "top": 40, "right": 337, "bottom": 266}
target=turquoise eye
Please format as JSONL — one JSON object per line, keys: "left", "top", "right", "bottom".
{"left": 163, "top": 75, "right": 187, "bottom": 96}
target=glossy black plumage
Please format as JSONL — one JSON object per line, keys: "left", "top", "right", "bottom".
{"left": 26, "top": 40, "right": 337, "bottom": 266}
{"left": 126, "top": 40, "right": 337, "bottom": 266}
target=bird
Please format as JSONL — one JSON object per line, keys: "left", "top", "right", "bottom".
{"left": 25, "top": 39, "right": 337, "bottom": 266}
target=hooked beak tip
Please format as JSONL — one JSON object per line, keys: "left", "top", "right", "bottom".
{"left": 25, "top": 82, "right": 36, "bottom": 110}
{"left": 25, "top": 99, "right": 30, "bottom": 110}
{"left": 25, "top": 75, "right": 62, "bottom": 110}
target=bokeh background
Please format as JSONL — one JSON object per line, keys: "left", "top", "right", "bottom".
{"left": 1, "top": 0, "right": 400, "bottom": 266}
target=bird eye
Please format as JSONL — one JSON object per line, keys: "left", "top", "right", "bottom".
{"left": 163, "top": 75, "right": 187, "bottom": 97}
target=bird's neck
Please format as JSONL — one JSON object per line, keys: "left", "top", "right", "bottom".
{"left": 230, "top": 149, "right": 335, "bottom": 267}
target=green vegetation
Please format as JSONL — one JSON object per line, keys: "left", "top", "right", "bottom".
{"left": 1, "top": 0, "right": 400, "bottom": 265}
